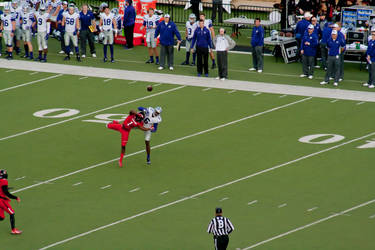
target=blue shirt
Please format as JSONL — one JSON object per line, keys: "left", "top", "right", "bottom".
{"left": 57, "top": 9, "right": 66, "bottom": 31}
{"left": 154, "top": 21, "right": 181, "bottom": 46}
{"left": 295, "top": 19, "right": 310, "bottom": 39}
{"left": 367, "top": 39, "right": 375, "bottom": 62}
{"left": 321, "top": 25, "right": 332, "bottom": 44}
{"left": 251, "top": 26, "right": 264, "bottom": 47}
{"left": 79, "top": 11, "right": 95, "bottom": 31}
{"left": 327, "top": 37, "right": 345, "bottom": 56}
{"left": 191, "top": 26, "right": 212, "bottom": 49}
{"left": 301, "top": 32, "right": 318, "bottom": 56}
{"left": 123, "top": 5, "right": 136, "bottom": 27}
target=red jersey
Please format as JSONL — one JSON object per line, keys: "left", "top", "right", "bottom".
{"left": 122, "top": 114, "right": 143, "bottom": 131}
{"left": 0, "top": 179, "right": 10, "bottom": 200}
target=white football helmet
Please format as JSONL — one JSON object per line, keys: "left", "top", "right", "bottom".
{"left": 154, "top": 106, "right": 162, "bottom": 114}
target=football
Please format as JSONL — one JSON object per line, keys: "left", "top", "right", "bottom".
{"left": 147, "top": 85, "right": 153, "bottom": 92}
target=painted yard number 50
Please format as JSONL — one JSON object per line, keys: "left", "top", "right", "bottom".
{"left": 299, "top": 134, "right": 375, "bottom": 149}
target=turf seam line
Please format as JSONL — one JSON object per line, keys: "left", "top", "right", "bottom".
{"left": 0, "top": 85, "right": 186, "bottom": 142}
{"left": 100, "top": 185, "right": 111, "bottom": 189}
{"left": 307, "top": 206, "right": 318, "bottom": 212}
{"left": 0, "top": 74, "right": 63, "bottom": 93}
{"left": 241, "top": 198, "right": 375, "bottom": 249}
{"left": 247, "top": 200, "right": 258, "bottom": 205}
{"left": 278, "top": 203, "right": 287, "bottom": 208}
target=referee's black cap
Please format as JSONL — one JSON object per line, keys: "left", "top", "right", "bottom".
{"left": 215, "top": 207, "right": 222, "bottom": 214}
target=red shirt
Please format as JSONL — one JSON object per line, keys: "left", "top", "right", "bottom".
{"left": 122, "top": 114, "right": 143, "bottom": 131}
{"left": 0, "top": 179, "right": 9, "bottom": 200}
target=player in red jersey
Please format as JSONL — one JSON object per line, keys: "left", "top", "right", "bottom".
{"left": 0, "top": 170, "right": 22, "bottom": 235}
{"left": 107, "top": 110, "right": 152, "bottom": 167}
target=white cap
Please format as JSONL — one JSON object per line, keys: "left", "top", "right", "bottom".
{"left": 371, "top": 26, "right": 375, "bottom": 32}
{"left": 331, "top": 30, "right": 338, "bottom": 35}
{"left": 308, "top": 24, "right": 314, "bottom": 29}
{"left": 304, "top": 12, "right": 312, "bottom": 18}
{"left": 333, "top": 23, "right": 339, "bottom": 28}
{"left": 164, "top": 14, "right": 170, "bottom": 18}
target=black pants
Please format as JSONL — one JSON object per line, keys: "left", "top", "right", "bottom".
{"left": 197, "top": 47, "right": 209, "bottom": 75}
{"left": 214, "top": 235, "right": 229, "bottom": 250}
{"left": 192, "top": 3, "right": 200, "bottom": 20}
{"left": 217, "top": 51, "right": 228, "bottom": 78}
{"left": 212, "top": 1, "right": 223, "bottom": 23}
{"left": 80, "top": 29, "right": 96, "bottom": 55}
{"left": 159, "top": 45, "right": 174, "bottom": 68}
{"left": 124, "top": 25, "right": 135, "bottom": 48}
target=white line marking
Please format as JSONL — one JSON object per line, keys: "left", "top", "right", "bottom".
{"left": 202, "top": 87, "right": 211, "bottom": 91}
{"left": 0, "top": 74, "right": 63, "bottom": 93}
{"left": 153, "top": 83, "right": 162, "bottom": 87}
{"left": 307, "top": 206, "right": 318, "bottom": 212}
{"left": 5, "top": 69, "right": 15, "bottom": 73}
{"left": 220, "top": 197, "right": 229, "bottom": 202}
{"left": 0, "top": 85, "right": 185, "bottom": 142}
{"left": 279, "top": 95, "right": 287, "bottom": 98}
{"left": 29, "top": 72, "right": 39, "bottom": 75}
{"left": 13, "top": 97, "right": 312, "bottom": 195}
{"left": 103, "top": 79, "right": 112, "bottom": 82}
{"left": 330, "top": 99, "right": 339, "bottom": 103}
{"left": 247, "top": 200, "right": 258, "bottom": 205}
{"left": 100, "top": 185, "right": 111, "bottom": 190}
{"left": 72, "top": 182, "right": 82, "bottom": 186}
{"left": 330, "top": 212, "right": 351, "bottom": 217}
{"left": 159, "top": 190, "right": 169, "bottom": 195}
{"left": 129, "top": 187, "right": 140, "bottom": 193}
{"left": 79, "top": 76, "right": 88, "bottom": 80}
{"left": 15, "top": 176, "right": 26, "bottom": 181}
{"left": 128, "top": 80, "right": 137, "bottom": 84}
{"left": 253, "top": 92, "right": 262, "bottom": 96}
{"left": 356, "top": 101, "right": 365, "bottom": 105}
{"left": 228, "top": 89, "right": 237, "bottom": 94}
{"left": 242, "top": 199, "right": 375, "bottom": 249}
{"left": 278, "top": 203, "right": 287, "bottom": 208}
{"left": 369, "top": 214, "right": 375, "bottom": 219}
{"left": 38, "top": 129, "right": 375, "bottom": 249}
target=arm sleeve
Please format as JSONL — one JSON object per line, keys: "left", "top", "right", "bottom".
{"left": 152, "top": 123, "right": 158, "bottom": 132}
{"left": 174, "top": 24, "right": 181, "bottom": 40}
{"left": 226, "top": 218, "right": 234, "bottom": 234}
{"left": 208, "top": 32, "right": 212, "bottom": 48}
{"left": 154, "top": 24, "right": 160, "bottom": 38}
{"left": 207, "top": 220, "right": 213, "bottom": 233}
{"left": 191, "top": 29, "right": 197, "bottom": 48}
{"left": 138, "top": 106, "right": 146, "bottom": 112}
{"left": 2, "top": 186, "right": 18, "bottom": 200}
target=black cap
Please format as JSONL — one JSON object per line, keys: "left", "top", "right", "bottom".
{"left": 215, "top": 207, "right": 222, "bottom": 214}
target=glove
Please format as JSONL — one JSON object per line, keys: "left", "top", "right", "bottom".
{"left": 45, "top": 34, "right": 49, "bottom": 40}
{"left": 73, "top": 31, "right": 77, "bottom": 36}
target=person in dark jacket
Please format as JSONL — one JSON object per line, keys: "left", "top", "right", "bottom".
{"left": 320, "top": 21, "right": 332, "bottom": 70}
{"left": 212, "top": 0, "right": 223, "bottom": 23}
{"left": 249, "top": 18, "right": 264, "bottom": 73}
{"left": 56, "top": 1, "right": 68, "bottom": 54}
{"left": 363, "top": 30, "right": 375, "bottom": 89}
{"left": 123, "top": 0, "right": 136, "bottom": 49}
{"left": 190, "top": 0, "right": 201, "bottom": 20}
{"left": 79, "top": 4, "right": 96, "bottom": 58}
{"left": 295, "top": 12, "right": 312, "bottom": 48}
{"left": 300, "top": 24, "right": 318, "bottom": 79}
{"left": 191, "top": 19, "right": 212, "bottom": 77}
{"left": 154, "top": 14, "right": 181, "bottom": 70}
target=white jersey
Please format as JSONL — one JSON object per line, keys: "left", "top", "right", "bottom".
{"left": 35, "top": 12, "right": 50, "bottom": 32}
{"left": 11, "top": 6, "right": 22, "bottom": 27}
{"left": 186, "top": 21, "right": 197, "bottom": 39}
{"left": 49, "top": 0, "right": 62, "bottom": 14}
{"left": 21, "top": 12, "right": 35, "bottom": 30}
{"left": 143, "top": 107, "right": 162, "bottom": 129}
{"left": 0, "top": 14, "right": 16, "bottom": 31}
{"left": 100, "top": 12, "right": 114, "bottom": 31}
{"left": 204, "top": 19, "right": 213, "bottom": 29}
{"left": 143, "top": 14, "right": 159, "bottom": 31}
{"left": 114, "top": 15, "right": 121, "bottom": 30}
{"left": 63, "top": 12, "right": 79, "bottom": 32}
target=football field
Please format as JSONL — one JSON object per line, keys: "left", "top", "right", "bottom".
{"left": 0, "top": 65, "right": 375, "bottom": 250}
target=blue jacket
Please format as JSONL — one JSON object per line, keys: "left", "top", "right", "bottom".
{"left": 338, "top": 31, "right": 346, "bottom": 52}
{"left": 191, "top": 27, "right": 212, "bottom": 49}
{"left": 251, "top": 26, "right": 264, "bottom": 47}
{"left": 57, "top": 9, "right": 65, "bottom": 31}
{"left": 321, "top": 25, "right": 332, "bottom": 44}
{"left": 367, "top": 39, "right": 375, "bottom": 62}
{"left": 327, "top": 36, "right": 345, "bottom": 56}
{"left": 295, "top": 19, "right": 310, "bottom": 39}
{"left": 123, "top": 5, "right": 136, "bottom": 27}
{"left": 301, "top": 32, "right": 318, "bottom": 56}
{"left": 79, "top": 11, "right": 95, "bottom": 31}
{"left": 155, "top": 21, "right": 181, "bottom": 46}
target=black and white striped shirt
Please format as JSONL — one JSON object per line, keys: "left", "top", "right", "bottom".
{"left": 207, "top": 216, "right": 234, "bottom": 236}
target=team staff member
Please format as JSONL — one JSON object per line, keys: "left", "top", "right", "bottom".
{"left": 249, "top": 18, "right": 264, "bottom": 73}
{"left": 320, "top": 22, "right": 332, "bottom": 70}
{"left": 363, "top": 30, "right": 375, "bottom": 89}
{"left": 191, "top": 19, "right": 212, "bottom": 77}
{"left": 79, "top": 4, "right": 96, "bottom": 58}
{"left": 295, "top": 12, "right": 312, "bottom": 48}
{"left": 123, "top": 0, "right": 136, "bottom": 49}
{"left": 213, "top": 27, "right": 236, "bottom": 80}
{"left": 207, "top": 207, "right": 234, "bottom": 250}
{"left": 334, "top": 23, "right": 346, "bottom": 82}
{"left": 154, "top": 14, "right": 181, "bottom": 70}
{"left": 199, "top": 13, "right": 216, "bottom": 69}
{"left": 300, "top": 24, "right": 318, "bottom": 79}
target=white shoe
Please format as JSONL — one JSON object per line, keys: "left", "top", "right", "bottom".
{"left": 333, "top": 82, "right": 338, "bottom": 86}
{"left": 158, "top": 66, "right": 164, "bottom": 70}
{"left": 257, "top": 70, "right": 263, "bottom": 73}
{"left": 81, "top": 54, "right": 86, "bottom": 58}
{"left": 220, "top": 78, "right": 226, "bottom": 81}
{"left": 339, "top": 78, "right": 343, "bottom": 82}
{"left": 169, "top": 66, "right": 174, "bottom": 71}
{"left": 363, "top": 83, "right": 369, "bottom": 87}
{"left": 369, "top": 85, "right": 375, "bottom": 89}
{"left": 320, "top": 81, "right": 328, "bottom": 85}
{"left": 92, "top": 53, "right": 96, "bottom": 58}
{"left": 308, "top": 75, "right": 313, "bottom": 79}
{"left": 248, "top": 68, "right": 256, "bottom": 71}
{"left": 329, "top": 77, "right": 334, "bottom": 80}
{"left": 314, "top": 65, "right": 320, "bottom": 68}
{"left": 300, "top": 74, "right": 307, "bottom": 78}
{"left": 58, "top": 50, "right": 65, "bottom": 54}
{"left": 215, "top": 77, "right": 220, "bottom": 80}
{"left": 70, "top": 51, "right": 73, "bottom": 55}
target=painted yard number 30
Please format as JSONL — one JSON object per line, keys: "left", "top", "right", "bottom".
{"left": 298, "top": 134, "right": 375, "bottom": 149}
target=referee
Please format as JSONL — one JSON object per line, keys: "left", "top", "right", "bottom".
{"left": 207, "top": 207, "right": 234, "bottom": 250}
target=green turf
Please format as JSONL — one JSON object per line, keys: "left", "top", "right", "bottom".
{"left": 0, "top": 68, "right": 375, "bottom": 249}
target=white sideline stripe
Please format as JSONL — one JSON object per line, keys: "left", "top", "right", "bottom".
{"left": 307, "top": 206, "right": 318, "bottom": 212}
{"left": 153, "top": 83, "right": 162, "bottom": 87}
{"left": 369, "top": 214, "right": 375, "bottom": 219}
{"left": 159, "top": 191, "right": 169, "bottom": 195}
{"left": 128, "top": 80, "right": 137, "bottom": 84}
{"left": 202, "top": 88, "right": 211, "bottom": 91}
{"left": 103, "top": 79, "right": 112, "bottom": 82}
{"left": 279, "top": 95, "right": 287, "bottom": 98}
{"left": 5, "top": 69, "right": 15, "bottom": 73}
{"left": 79, "top": 76, "right": 88, "bottom": 80}
{"left": 29, "top": 72, "right": 39, "bottom": 75}
{"left": 253, "top": 92, "right": 262, "bottom": 96}
{"left": 38, "top": 130, "right": 375, "bottom": 250}
{"left": 220, "top": 197, "right": 229, "bottom": 202}
{"left": 72, "top": 182, "right": 82, "bottom": 186}
{"left": 129, "top": 187, "right": 140, "bottom": 193}
{"left": 228, "top": 90, "right": 237, "bottom": 94}
{"left": 13, "top": 97, "right": 311, "bottom": 194}
{"left": 0, "top": 74, "right": 63, "bottom": 93}
{"left": 0, "top": 85, "right": 185, "bottom": 142}
{"left": 242, "top": 199, "right": 375, "bottom": 250}
{"left": 356, "top": 101, "right": 365, "bottom": 105}
{"left": 330, "top": 99, "right": 339, "bottom": 103}
{"left": 278, "top": 203, "right": 287, "bottom": 208}
{"left": 248, "top": 200, "right": 258, "bottom": 205}
{"left": 15, "top": 176, "right": 26, "bottom": 181}
{"left": 100, "top": 185, "right": 111, "bottom": 190}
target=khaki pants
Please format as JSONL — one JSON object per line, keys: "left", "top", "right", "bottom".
{"left": 37, "top": 31, "right": 48, "bottom": 50}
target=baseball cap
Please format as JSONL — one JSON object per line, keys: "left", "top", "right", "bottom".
{"left": 332, "top": 30, "right": 338, "bottom": 35}
{"left": 164, "top": 14, "right": 170, "bottom": 18}
{"left": 308, "top": 24, "right": 314, "bottom": 29}
{"left": 333, "top": 23, "right": 339, "bottom": 28}
{"left": 304, "top": 12, "right": 312, "bottom": 18}
{"left": 62, "top": 1, "right": 68, "bottom": 4}
{"left": 215, "top": 207, "right": 223, "bottom": 214}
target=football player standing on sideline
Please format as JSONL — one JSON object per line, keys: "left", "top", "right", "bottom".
{"left": 99, "top": 6, "right": 118, "bottom": 62}
{"left": 10, "top": 0, "right": 22, "bottom": 55}
{"left": 62, "top": 3, "right": 81, "bottom": 61}
{"left": 141, "top": 8, "right": 160, "bottom": 64}
{"left": 207, "top": 207, "right": 234, "bottom": 250}
{"left": 0, "top": 3, "right": 16, "bottom": 60}
{"left": 181, "top": 13, "right": 197, "bottom": 66}
{"left": 20, "top": 4, "right": 35, "bottom": 60}
{"left": 33, "top": 4, "right": 51, "bottom": 62}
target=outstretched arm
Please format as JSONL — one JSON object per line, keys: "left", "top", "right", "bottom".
{"left": 137, "top": 124, "right": 152, "bottom": 131}
{"left": 2, "top": 185, "right": 18, "bottom": 200}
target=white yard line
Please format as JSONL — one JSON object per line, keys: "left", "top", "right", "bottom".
{"left": 278, "top": 203, "right": 287, "bottom": 208}
{"left": 247, "top": 200, "right": 258, "bottom": 206}
{"left": 253, "top": 92, "right": 262, "bottom": 96}
{"left": 307, "top": 206, "right": 318, "bottom": 212}
{"left": 15, "top": 176, "right": 26, "bottom": 181}
{"left": 220, "top": 197, "right": 229, "bottom": 202}
{"left": 29, "top": 72, "right": 39, "bottom": 75}
{"left": 202, "top": 87, "right": 212, "bottom": 91}
{"left": 100, "top": 185, "right": 111, "bottom": 190}
{"left": 103, "top": 79, "right": 112, "bottom": 82}
{"left": 228, "top": 90, "right": 237, "bottom": 94}
{"left": 79, "top": 76, "right": 88, "bottom": 80}
{"left": 153, "top": 83, "right": 162, "bottom": 87}
{"left": 37, "top": 127, "right": 375, "bottom": 249}
{"left": 0, "top": 85, "right": 185, "bottom": 142}
{"left": 369, "top": 214, "right": 375, "bottom": 219}
{"left": 330, "top": 99, "right": 339, "bottom": 103}
{"left": 13, "top": 97, "right": 311, "bottom": 194}
{"left": 5, "top": 69, "right": 15, "bottom": 73}
{"left": 356, "top": 101, "right": 365, "bottom": 105}
{"left": 279, "top": 95, "right": 288, "bottom": 98}
{"left": 159, "top": 190, "right": 169, "bottom": 195}
{"left": 241, "top": 199, "right": 375, "bottom": 249}
{"left": 129, "top": 187, "right": 140, "bottom": 193}
{"left": 128, "top": 80, "right": 137, "bottom": 84}
{"left": 72, "top": 182, "right": 82, "bottom": 186}
{"left": 0, "top": 74, "right": 63, "bottom": 93}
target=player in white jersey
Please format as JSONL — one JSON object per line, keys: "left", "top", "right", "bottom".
{"left": 20, "top": 5, "right": 35, "bottom": 59}
{"left": 10, "top": 0, "right": 23, "bottom": 54}
{"left": 0, "top": 3, "right": 16, "bottom": 59}
{"left": 62, "top": 4, "right": 80, "bottom": 61}
{"left": 33, "top": 4, "right": 50, "bottom": 62}
{"left": 199, "top": 12, "right": 216, "bottom": 69}
{"left": 99, "top": 6, "right": 118, "bottom": 62}
{"left": 138, "top": 106, "right": 162, "bottom": 164}
{"left": 47, "top": 0, "right": 61, "bottom": 16}
{"left": 141, "top": 8, "right": 160, "bottom": 64}
{"left": 181, "top": 13, "right": 197, "bottom": 66}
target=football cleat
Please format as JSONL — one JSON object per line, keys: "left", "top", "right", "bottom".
{"left": 181, "top": 61, "right": 188, "bottom": 65}
{"left": 333, "top": 82, "right": 338, "bottom": 86}
{"left": 11, "top": 228, "right": 22, "bottom": 235}
{"left": 118, "top": 159, "right": 123, "bottom": 168}
{"left": 248, "top": 68, "right": 256, "bottom": 71}
{"left": 146, "top": 59, "right": 154, "bottom": 64}
{"left": 110, "top": 58, "right": 115, "bottom": 63}
{"left": 103, "top": 57, "right": 108, "bottom": 62}
{"left": 300, "top": 74, "right": 307, "bottom": 78}
{"left": 363, "top": 83, "right": 369, "bottom": 87}
{"left": 64, "top": 56, "right": 70, "bottom": 61}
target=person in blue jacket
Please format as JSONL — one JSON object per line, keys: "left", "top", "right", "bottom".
{"left": 154, "top": 14, "right": 181, "bottom": 70}
{"left": 363, "top": 29, "right": 375, "bottom": 89}
{"left": 249, "top": 18, "right": 264, "bottom": 73}
{"left": 300, "top": 24, "right": 318, "bottom": 79}
{"left": 0, "top": 8, "right": 2, "bottom": 56}
{"left": 295, "top": 12, "right": 312, "bottom": 47}
{"left": 191, "top": 19, "right": 212, "bottom": 77}
{"left": 320, "top": 30, "right": 345, "bottom": 86}
{"left": 123, "top": 0, "right": 136, "bottom": 49}
{"left": 320, "top": 22, "right": 332, "bottom": 70}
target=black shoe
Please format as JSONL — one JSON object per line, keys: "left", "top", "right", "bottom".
{"left": 211, "top": 63, "right": 216, "bottom": 69}
{"left": 40, "top": 58, "right": 47, "bottom": 63}
{"left": 103, "top": 57, "right": 108, "bottom": 62}
{"left": 7, "top": 56, "right": 13, "bottom": 60}
{"left": 64, "top": 56, "right": 70, "bottom": 61}
{"left": 155, "top": 61, "right": 159, "bottom": 65}
{"left": 146, "top": 59, "right": 154, "bottom": 64}
{"left": 190, "top": 62, "right": 196, "bottom": 66}
{"left": 76, "top": 55, "right": 81, "bottom": 62}
{"left": 181, "top": 61, "right": 189, "bottom": 65}
{"left": 34, "top": 57, "right": 41, "bottom": 61}
{"left": 23, "top": 54, "right": 29, "bottom": 58}
{"left": 111, "top": 58, "right": 115, "bottom": 63}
